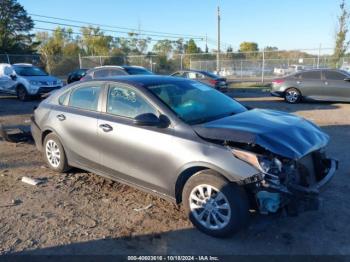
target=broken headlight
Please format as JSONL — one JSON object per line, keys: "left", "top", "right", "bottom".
{"left": 232, "top": 149, "right": 283, "bottom": 175}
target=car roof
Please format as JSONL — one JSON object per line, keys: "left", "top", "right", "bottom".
{"left": 12, "top": 63, "right": 33, "bottom": 67}
{"left": 82, "top": 75, "right": 189, "bottom": 87}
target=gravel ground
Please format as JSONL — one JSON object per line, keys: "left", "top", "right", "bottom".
{"left": 0, "top": 91, "right": 349, "bottom": 255}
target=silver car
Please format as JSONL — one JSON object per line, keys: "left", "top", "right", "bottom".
{"left": 31, "top": 75, "right": 337, "bottom": 237}
{"left": 271, "top": 69, "right": 350, "bottom": 103}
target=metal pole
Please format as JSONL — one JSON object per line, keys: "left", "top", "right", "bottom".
{"left": 99, "top": 56, "right": 103, "bottom": 66}
{"left": 261, "top": 49, "right": 265, "bottom": 83}
{"left": 317, "top": 44, "right": 321, "bottom": 69}
{"left": 216, "top": 6, "right": 221, "bottom": 73}
{"left": 78, "top": 53, "right": 82, "bottom": 69}
{"left": 240, "top": 60, "right": 243, "bottom": 79}
{"left": 150, "top": 57, "right": 153, "bottom": 72}
{"left": 180, "top": 54, "right": 183, "bottom": 70}
{"left": 6, "top": 54, "right": 10, "bottom": 64}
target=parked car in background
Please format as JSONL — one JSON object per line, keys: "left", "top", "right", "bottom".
{"left": 0, "top": 63, "right": 63, "bottom": 101}
{"left": 271, "top": 69, "right": 350, "bottom": 103}
{"left": 81, "top": 65, "right": 153, "bottom": 81}
{"left": 273, "top": 64, "right": 304, "bottom": 76}
{"left": 31, "top": 75, "right": 337, "bottom": 237}
{"left": 67, "top": 68, "right": 88, "bottom": 84}
{"left": 171, "top": 69, "right": 228, "bottom": 92}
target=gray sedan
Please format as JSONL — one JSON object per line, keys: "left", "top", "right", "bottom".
{"left": 31, "top": 75, "right": 337, "bottom": 237}
{"left": 271, "top": 69, "right": 350, "bottom": 103}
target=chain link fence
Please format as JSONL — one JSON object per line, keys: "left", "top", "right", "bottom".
{"left": 2, "top": 48, "right": 350, "bottom": 83}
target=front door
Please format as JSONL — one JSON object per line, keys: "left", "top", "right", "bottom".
{"left": 97, "top": 82, "right": 174, "bottom": 194}
{"left": 323, "top": 70, "right": 350, "bottom": 102}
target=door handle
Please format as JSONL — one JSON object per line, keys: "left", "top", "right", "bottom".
{"left": 56, "top": 114, "right": 66, "bottom": 121}
{"left": 324, "top": 81, "right": 328, "bottom": 85}
{"left": 99, "top": 123, "right": 113, "bottom": 132}
{"left": 296, "top": 81, "right": 301, "bottom": 85}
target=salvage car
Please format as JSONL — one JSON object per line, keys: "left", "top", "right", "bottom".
{"left": 0, "top": 63, "right": 63, "bottom": 101}
{"left": 171, "top": 69, "right": 228, "bottom": 92}
{"left": 81, "top": 65, "right": 153, "bottom": 81}
{"left": 271, "top": 68, "right": 350, "bottom": 103}
{"left": 31, "top": 75, "right": 337, "bottom": 237}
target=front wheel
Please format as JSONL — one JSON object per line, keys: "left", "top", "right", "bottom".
{"left": 16, "top": 86, "right": 31, "bottom": 101}
{"left": 284, "top": 88, "right": 301, "bottom": 103}
{"left": 182, "top": 170, "right": 250, "bottom": 237}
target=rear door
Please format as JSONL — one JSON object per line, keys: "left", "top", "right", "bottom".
{"left": 298, "top": 70, "right": 324, "bottom": 99}
{"left": 97, "top": 82, "right": 175, "bottom": 194}
{"left": 50, "top": 82, "right": 103, "bottom": 169}
{"left": 323, "top": 70, "right": 350, "bottom": 101}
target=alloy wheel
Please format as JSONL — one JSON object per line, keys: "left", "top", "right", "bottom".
{"left": 285, "top": 89, "right": 300, "bottom": 103}
{"left": 45, "top": 139, "right": 61, "bottom": 168}
{"left": 189, "top": 184, "right": 231, "bottom": 230}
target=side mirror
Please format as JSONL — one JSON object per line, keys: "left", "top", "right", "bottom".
{"left": 133, "top": 113, "right": 170, "bottom": 128}
{"left": 10, "top": 74, "right": 17, "bottom": 80}
{"left": 344, "top": 77, "right": 350, "bottom": 82}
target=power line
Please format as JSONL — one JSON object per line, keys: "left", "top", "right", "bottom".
{"left": 32, "top": 27, "right": 184, "bottom": 42}
{"left": 30, "top": 13, "right": 205, "bottom": 39}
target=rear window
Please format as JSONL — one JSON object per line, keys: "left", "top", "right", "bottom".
{"left": 69, "top": 85, "right": 101, "bottom": 111}
{"left": 301, "top": 71, "right": 321, "bottom": 80}
{"left": 123, "top": 67, "right": 153, "bottom": 75}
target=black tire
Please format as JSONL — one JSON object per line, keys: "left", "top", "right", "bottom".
{"left": 16, "top": 85, "right": 30, "bottom": 101}
{"left": 43, "top": 133, "right": 70, "bottom": 173}
{"left": 284, "top": 87, "right": 302, "bottom": 104}
{"left": 182, "top": 170, "right": 250, "bottom": 237}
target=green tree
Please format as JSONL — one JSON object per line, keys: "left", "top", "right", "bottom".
{"left": 239, "top": 42, "right": 259, "bottom": 52}
{"left": 152, "top": 39, "right": 173, "bottom": 56}
{"left": 80, "top": 26, "right": 113, "bottom": 56}
{"left": 333, "top": 0, "right": 350, "bottom": 67}
{"left": 185, "top": 38, "right": 200, "bottom": 54}
{"left": 0, "top": 0, "right": 35, "bottom": 53}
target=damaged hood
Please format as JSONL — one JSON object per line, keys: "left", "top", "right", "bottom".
{"left": 193, "top": 109, "right": 329, "bottom": 160}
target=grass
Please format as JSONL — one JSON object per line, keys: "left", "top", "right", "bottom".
{"left": 228, "top": 81, "right": 272, "bottom": 92}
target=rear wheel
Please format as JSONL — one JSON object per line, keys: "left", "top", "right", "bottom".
{"left": 16, "top": 85, "right": 30, "bottom": 101}
{"left": 43, "top": 133, "right": 70, "bottom": 173}
{"left": 182, "top": 170, "right": 250, "bottom": 237}
{"left": 284, "top": 88, "right": 301, "bottom": 103}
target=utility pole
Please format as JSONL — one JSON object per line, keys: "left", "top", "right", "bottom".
{"left": 216, "top": 5, "right": 221, "bottom": 73}
{"left": 205, "top": 33, "right": 208, "bottom": 53}
{"left": 317, "top": 43, "right": 321, "bottom": 69}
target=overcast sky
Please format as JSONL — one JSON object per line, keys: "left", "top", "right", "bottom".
{"left": 19, "top": 0, "right": 342, "bottom": 52}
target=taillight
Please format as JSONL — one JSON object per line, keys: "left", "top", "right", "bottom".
{"left": 209, "top": 79, "right": 218, "bottom": 85}
{"left": 272, "top": 79, "right": 285, "bottom": 84}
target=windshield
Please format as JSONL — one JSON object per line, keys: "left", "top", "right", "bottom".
{"left": 147, "top": 80, "right": 247, "bottom": 124}
{"left": 124, "top": 67, "right": 153, "bottom": 75}
{"left": 13, "top": 66, "right": 48, "bottom": 76}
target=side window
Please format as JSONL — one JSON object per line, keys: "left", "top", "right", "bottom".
{"left": 4, "top": 66, "right": 14, "bottom": 76}
{"left": 187, "top": 72, "right": 198, "bottom": 79}
{"left": 196, "top": 73, "right": 205, "bottom": 79}
{"left": 69, "top": 85, "right": 101, "bottom": 111}
{"left": 93, "top": 69, "right": 109, "bottom": 78}
{"left": 109, "top": 69, "right": 127, "bottom": 76}
{"left": 324, "top": 71, "right": 346, "bottom": 80}
{"left": 58, "top": 92, "right": 69, "bottom": 105}
{"left": 301, "top": 71, "right": 321, "bottom": 80}
{"left": 172, "top": 72, "right": 183, "bottom": 77}
{"left": 107, "top": 85, "right": 157, "bottom": 118}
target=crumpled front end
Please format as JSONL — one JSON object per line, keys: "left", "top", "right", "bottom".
{"left": 240, "top": 148, "right": 338, "bottom": 215}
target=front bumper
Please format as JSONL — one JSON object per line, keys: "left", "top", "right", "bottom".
{"left": 37, "top": 86, "right": 62, "bottom": 95}
{"left": 256, "top": 158, "right": 338, "bottom": 215}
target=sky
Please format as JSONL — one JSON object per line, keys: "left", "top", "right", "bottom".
{"left": 19, "top": 0, "right": 341, "bottom": 52}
